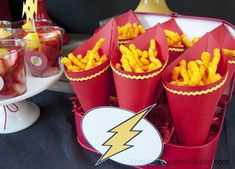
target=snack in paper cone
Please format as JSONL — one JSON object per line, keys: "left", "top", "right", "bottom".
{"left": 115, "top": 10, "right": 140, "bottom": 28}
{"left": 161, "top": 18, "right": 200, "bottom": 64}
{"left": 210, "top": 24, "right": 235, "bottom": 75}
{"left": 161, "top": 19, "right": 185, "bottom": 64}
{"left": 115, "top": 10, "right": 145, "bottom": 45}
{"left": 210, "top": 24, "right": 235, "bottom": 101}
{"left": 64, "top": 19, "right": 118, "bottom": 112}
{"left": 162, "top": 33, "right": 228, "bottom": 146}
{"left": 111, "top": 24, "right": 169, "bottom": 112}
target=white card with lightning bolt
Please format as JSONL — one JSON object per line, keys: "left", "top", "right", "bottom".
{"left": 81, "top": 105, "right": 163, "bottom": 166}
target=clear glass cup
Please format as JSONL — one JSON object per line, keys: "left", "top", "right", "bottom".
{"left": 0, "top": 39, "right": 26, "bottom": 100}
{"left": 20, "top": 26, "right": 64, "bottom": 77}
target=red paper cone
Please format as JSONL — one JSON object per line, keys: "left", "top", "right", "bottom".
{"left": 65, "top": 19, "right": 118, "bottom": 112}
{"left": 210, "top": 24, "right": 235, "bottom": 101}
{"left": 115, "top": 10, "right": 140, "bottom": 26}
{"left": 111, "top": 24, "right": 169, "bottom": 112}
{"left": 161, "top": 19, "right": 183, "bottom": 34}
{"left": 162, "top": 33, "right": 228, "bottom": 146}
{"left": 161, "top": 18, "right": 185, "bottom": 64}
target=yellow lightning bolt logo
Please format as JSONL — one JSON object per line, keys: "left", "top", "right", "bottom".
{"left": 22, "top": 0, "right": 38, "bottom": 21}
{"left": 96, "top": 104, "right": 155, "bottom": 165}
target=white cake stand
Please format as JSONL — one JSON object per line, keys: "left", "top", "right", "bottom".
{"left": 0, "top": 65, "right": 63, "bottom": 134}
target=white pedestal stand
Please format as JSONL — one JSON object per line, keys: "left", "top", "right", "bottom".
{"left": 0, "top": 66, "right": 63, "bottom": 134}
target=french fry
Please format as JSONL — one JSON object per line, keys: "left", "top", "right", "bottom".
{"left": 148, "top": 63, "right": 158, "bottom": 72}
{"left": 61, "top": 57, "right": 73, "bottom": 71}
{"left": 120, "top": 45, "right": 137, "bottom": 69}
{"left": 85, "top": 54, "right": 95, "bottom": 70}
{"left": 198, "top": 64, "right": 206, "bottom": 79}
{"left": 181, "top": 34, "right": 193, "bottom": 48}
{"left": 81, "top": 50, "right": 90, "bottom": 64}
{"left": 138, "top": 25, "right": 145, "bottom": 33}
{"left": 148, "top": 39, "right": 162, "bottom": 69}
{"left": 201, "top": 52, "right": 211, "bottom": 68}
{"left": 94, "top": 53, "right": 101, "bottom": 62}
{"left": 172, "top": 66, "right": 180, "bottom": 81}
{"left": 188, "top": 61, "right": 201, "bottom": 86}
{"left": 179, "top": 60, "right": 189, "bottom": 85}
{"left": 68, "top": 53, "right": 86, "bottom": 70}
{"left": 120, "top": 54, "right": 132, "bottom": 72}
{"left": 97, "top": 55, "right": 107, "bottom": 65}
{"left": 210, "top": 73, "right": 221, "bottom": 83}
{"left": 136, "top": 49, "right": 143, "bottom": 56}
{"left": 223, "top": 48, "right": 235, "bottom": 57}
{"left": 140, "top": 50, "right": 150, "bottom": 65}
{"left": 208, "top": 48, "right": 221, "bottom": 82}
{"left": 70, "top": 66, "right": 80, "bottom": 72}
{"left": 192, "top": 37, "right": 200, "bottom": 44}
{"left": 77, "top": 54, "right": 83, "bottom": 61}
{"left": 91, "top": 38, "right": 105, "bottom": 54}
{"left": 133, "top": 23, "right": 139, "bottom": 37}
{"left": 129, "top": 44, "right": 143, "bottom": 67}
{"left": 202, "top": 76, "right": 211, "bottom": 85}
{"left": 164, "top": 29, "right": 181, "bottom": 46}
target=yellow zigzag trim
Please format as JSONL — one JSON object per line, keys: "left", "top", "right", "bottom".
{"left": 228, "top": 60, "right": 235, "bottom": 64}
{"left": 65, "top": 65, "right": 110, "bottom": 81}
{"left": 118, "top": 40, "right": 130, "bottom": 45}
{"left": 169, "top": 48, "right": 184, "bottom": 52}
{"left": 163, "top": 72, "right": 228, "bottom": 96}
{"left": 111, "top": 59, "right": 168, "bottom": 80}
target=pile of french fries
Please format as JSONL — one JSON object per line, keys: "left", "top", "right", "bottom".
{"left": 164, "top": 29, "right": 200, "bottom": 48}
{"left": 116, "top": 39, "right": 162, "bottom": 73}
{"left": 61, "top": 38, "right": 107, "bottom": 72}
{"left": 171, "top": 48, "right": 222, "bottom": 86}
{"left": 118, "top": 23, "right": 145, "bottom": 40}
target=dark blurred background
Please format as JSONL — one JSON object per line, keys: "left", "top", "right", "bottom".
{"left": 4, "top": 0, "right": 235, "bottom": 34}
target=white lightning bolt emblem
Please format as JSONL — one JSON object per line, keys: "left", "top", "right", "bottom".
{"left": 96, "top": 104, "right": 156, "bottom": 165}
